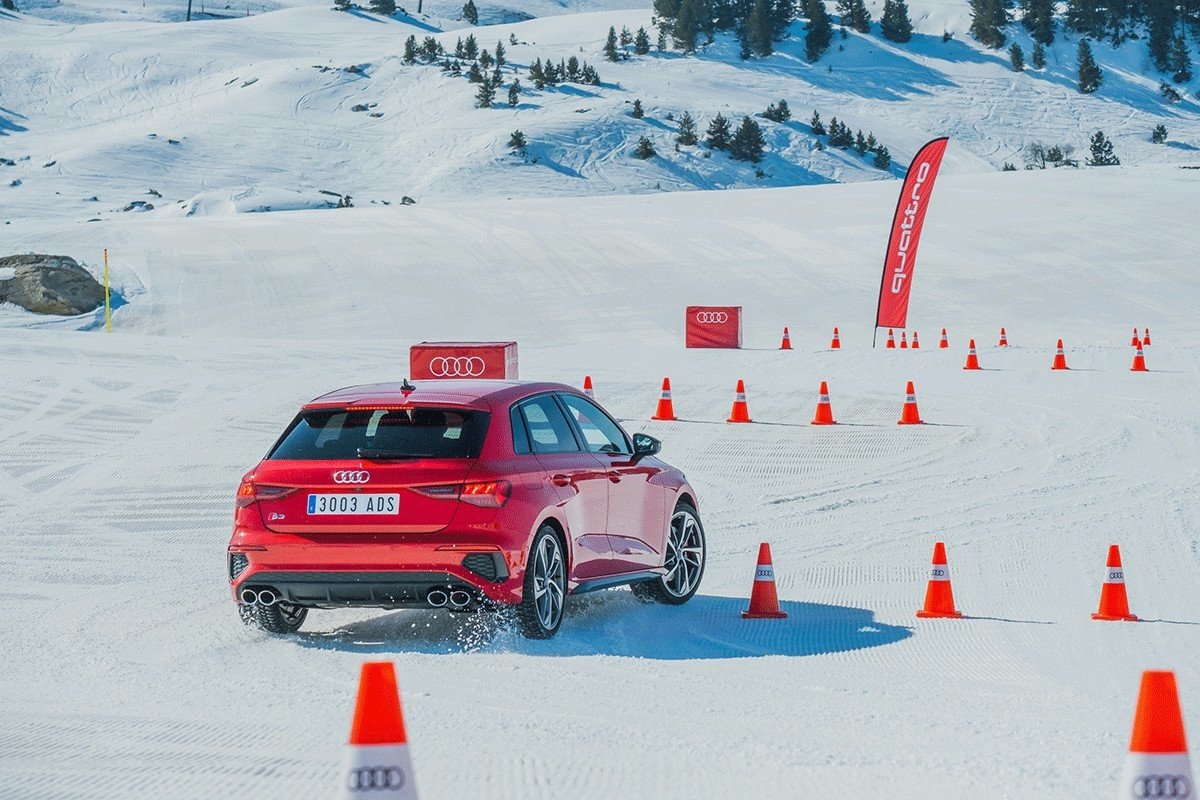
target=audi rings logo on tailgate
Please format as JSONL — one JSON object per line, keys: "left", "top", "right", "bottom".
{"left": 694, "top": 311, "right": 729, "bottom": 324}
{"left": 1132, "top": 775, "right": 1192, "bottom": 798}
{"left": 429, "top": 356, "right": 486, "bottom": 377}
{"left": 346, "top": 766, "right": 407, "bottom": 792}
{"left": 332, "top": 470, "right": 371, "bottom": 484}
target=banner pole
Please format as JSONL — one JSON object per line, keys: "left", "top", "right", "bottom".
{"left": 103, "top": 249, "right": 111, "bottom": 333}
{"left": 872, "top": 326, "right": 878, "bottom": 348}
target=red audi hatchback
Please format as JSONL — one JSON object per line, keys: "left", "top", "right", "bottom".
{"left": 228, "top": 380, "right": 705, "bottom": 638}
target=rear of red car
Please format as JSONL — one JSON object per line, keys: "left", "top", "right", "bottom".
{"left": 228, "top": 382, "right": 544, "bottom": 617}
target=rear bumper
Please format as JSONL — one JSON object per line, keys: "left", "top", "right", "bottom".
{"left": 228, "top": 528, "right": 524, "bottom": 606}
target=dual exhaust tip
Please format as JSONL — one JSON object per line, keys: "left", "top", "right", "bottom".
{"left": 240, "top": 587, "right": 278, "bottom": 606}
{"left": 427, "top": 589, "right": 472, "bottom": 609}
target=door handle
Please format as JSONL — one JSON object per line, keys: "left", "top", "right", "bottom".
{"left": 607, "top": 471, "right": 622, "bottom": 482}
{"left": 550, "top": 474, "right": 572, "bottom": 487}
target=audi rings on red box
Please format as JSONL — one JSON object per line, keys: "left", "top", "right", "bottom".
{"left": 685, "top": 306, "right": 743, "bottom": 349}
{"left": 409, "top": 341, "right": 518, "bottom": 381}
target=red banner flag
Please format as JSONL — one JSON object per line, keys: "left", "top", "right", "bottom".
{"left": 874, "top": 137, "right": 950, "bottom": 336}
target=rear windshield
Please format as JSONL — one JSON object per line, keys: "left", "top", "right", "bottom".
{"left": 268, "top": 407, "right": 490, "bottom": 461}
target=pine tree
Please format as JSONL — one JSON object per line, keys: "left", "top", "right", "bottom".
{"left": 1065, "top": 0, "right": 1103, "bottom": 36}
{"left": 713, "top": 0, "right": 739, "bottom": 28}
{"left": 1077, "top": 38, "right": 1103, "bottom": 92}
{"left": 422, "top": 37, "right": 441, "bottom": 61}
{"left": 605, "top": 26, "right": 621, "bottom": 61}
{"left": 1086, "top": 130, "right": 1119, "bottom": 165}
{"left": 775, "top": 99, "right": 791, "bottom": 120}
{"left": 492, "top": 65, "right": 503, "bottom": 86}
{"left": 873, "top": 145, "right": 891, "bottom": 169}
{"left": 969, "top": 0, "right": 1007, "bottom": 48}
{"left": 369, "top": 0, "right": 395, "bottom": 15}
{"left": 730, "top": 116, "right": 767, "bottom": 162}
{"left": 855, "top": 129, "right": 868, "bottom": 153}
{"left": 635, "top": 136, "right": 657, "bottom": 158}
{"left": 495, "top": 41, "right": 506, "bottom": 66}
{"left": 746, "top": 0, "right": 775, "bottom": 55}
{"left": 476, "top": 77, "right": 495, "bottom": 108}
{"left": 1023, "top": 0, "right": 1055, "bottom": 43}
{"left": 1170, "top": 33, "right": 1193, "bottom": 82}
{"left": 632, "top": 99, "right": 645, "bottom": 118}
{"left": 467, "top": 62, "right": 483, "bottom": 83}
{"left": 1151, "top": 123, "right": 1168, "bottom": 143}
{"left": 837, "top": 0, "right": 871, "bottom": 32}
{"left": 678, "top": 111, "right": 699, "bottom": 145}
{"left": 1010, "top": 42, "right": 1025, "bottom": 70}
{"left": 866, "top": 131, "right": 877, "bottom": 150}
{"left": 674, "top": 0, "right": 701, "bottom": 50}
{"left": 706, "top": 113, "right": 733, "bottom": 149}
{"left": 654, "top": 0, "right": 682, "bottom": 21}
{"left": 880, "top": 0, "right": 913, "bottom": 42}
{"left": 403, "top": 35, "right": 418, "bottom": 64}
{"left": 1031, "top": 40, "right": 1046, "bottom": 67}
{"left": 464, "top": 34, "right": 479, "bottom": 60}
{"left": 635, "top": 26, "right": 652, "bottom": 54}
{"left": 455, "top": 38, "right": 466, "bottom": 59}
{"left": 479, "top": 49, "right": 493, "bottom": 69}
{"left": 508, "top": 129, "right": 527, "bottom": 149}
{"left": 529, "top": 58, "right": 545, "bottom": 88}
{"left": 805, "top": 0, "right": 833, "bottom": 60}
{"left": 462, "top": 0, "right": 478, "bottom": 24}
{"left": 334, "top": 0, "right": 350, "bottom": 11}
{"left": 621, "top": 25, "right": 634, "bottom": 45}
{"left": 1146, "top": 0, "right": 1175, "bottom": 70}
{"left": 581, "top": 64, "right": 601, "bottom": 84}
{"left": 566, "top": 55, "right": 581, "bottom": 80}
{"left": 508, "top": 79, "right": 521, "bottom": 106}
{"left": 810, "top": 110, "right": 826, "bottom": 135}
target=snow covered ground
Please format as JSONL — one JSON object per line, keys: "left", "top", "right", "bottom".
{"left": 2, "top": 0, "right": 1199, "bottom": 223}
{"left": 0, "top": 165, "right": 1198, "bottom": 798}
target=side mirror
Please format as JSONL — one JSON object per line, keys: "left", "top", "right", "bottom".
{"left": 632, "top": 433, "right": 661, "bottom": 457}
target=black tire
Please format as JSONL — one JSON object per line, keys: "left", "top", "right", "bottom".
{"left": 244, "top": 602, "right": 308, "bottom": 634}
{"left": 631, "top": 500, "right": 705, "bottom": 605}
{"left": 516, "top": 525, "right": 567, "bottom": 639}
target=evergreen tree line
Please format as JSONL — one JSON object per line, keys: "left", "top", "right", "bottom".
{"left": 1020, "top": 130, "right": 1120, "bottom": 167}
{"left": 604, "top": 25, "right": 654, "bottom": 60}
{"left": 528, "top": 57, "right": 602, "bottom": 88}
{"left": 808, "top": 111, "right": 892, "bottom": 169}
{"left": 651, "top": 0, "right": 799, "bottom": 55}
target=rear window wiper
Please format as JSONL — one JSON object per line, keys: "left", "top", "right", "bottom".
{"left": 357, "top": 449, "right": 435, "bottom": 460}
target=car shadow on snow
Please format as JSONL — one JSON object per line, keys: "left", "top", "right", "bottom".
{"left": 293, "top": 591, "right": 911, "bottom": 659}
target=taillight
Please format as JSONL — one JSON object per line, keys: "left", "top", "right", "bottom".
{"left": 235, "top": 480, "right": 297, "bottom": 508}
{"left": 413, "top": 481, "right": 511, "bottom": 508}
{"left": 461, "top": 480, "right": 511, "bottom": 508}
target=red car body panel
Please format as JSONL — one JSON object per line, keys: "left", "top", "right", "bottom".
{"left": 228, "top": 380, "right": 695, "bottom": 608}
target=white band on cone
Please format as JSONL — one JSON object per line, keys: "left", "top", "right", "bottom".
{"left": 341, "top": 743, "right": 419, "bottom": 800}
{"left": 1105, "top": 568, "right": 1125, "bottom": 584}
{"left": 754, "top": 565, "right": 775, "bottom": 581}
{"left": 929, "top": 565, "right": 951, "bottom": 581}
{"left": 1120, "top": 753, "right": 1193, "bottom": 800}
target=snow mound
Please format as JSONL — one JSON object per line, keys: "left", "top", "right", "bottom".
{"left": 166, "top": 186, "right": 352, "bottom": 216}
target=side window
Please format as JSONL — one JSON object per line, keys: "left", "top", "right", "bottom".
{"left": 517, "top": 396, "right": 581, "bottom": 454}
{"left": 559, "top": 395, "right": 631, "bottom": 455}
{"left": 510, "top": 405, "right": 531, "bottom": 454}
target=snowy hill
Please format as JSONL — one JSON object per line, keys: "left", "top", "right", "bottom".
{"left": 2, "top": 0, "right": 1199, "bottom": 222}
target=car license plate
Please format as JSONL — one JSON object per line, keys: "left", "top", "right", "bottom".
{"left": 306, "top": 494, "right": 400, "bottom": 515}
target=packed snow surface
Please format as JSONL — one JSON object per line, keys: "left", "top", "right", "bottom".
{"left": 0, "top": 166, "right": 1198, "bottom": 798}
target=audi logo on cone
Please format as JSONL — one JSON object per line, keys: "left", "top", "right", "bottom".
{"left": 695, "top": 311, "right": 729, "bottom": 324}
{"left": 1133, "top": 775, "right": 1192, "bottom": 798}
{"left": 346, "top": 766, "right": 407, "bottom": 792}
{"left": 333, "top": 470, "right": 370, "bottom": 484}
{"left": 429, "top": 356, "right": 486, "bottom": 377}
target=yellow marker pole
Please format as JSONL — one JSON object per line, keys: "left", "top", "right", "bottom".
{"left": 103, "top": 248, "right": 111, "bottom": 333}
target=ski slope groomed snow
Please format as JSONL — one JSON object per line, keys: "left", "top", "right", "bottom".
{"left": 0, "top": 166, "right": 1198, "bottom": 799}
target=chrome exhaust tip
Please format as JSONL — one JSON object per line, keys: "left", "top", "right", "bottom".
{"left": 240, "top": 588, "right": 258, "bottom": 605}
{"left": 257, "top": 588, "right": 278, "bottom": 606}
{"left": 426, "top": 589, "right": 448, "bottom": 608}
{"left": 448, "top": 590, "right": 472, "bottom": 609}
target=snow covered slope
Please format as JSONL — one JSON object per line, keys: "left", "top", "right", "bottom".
{"left": 0, "top": 166, "right": 1197, "bottom": 798}
{"left": 2, "top": 0, "right": 1198, "bottom": 222}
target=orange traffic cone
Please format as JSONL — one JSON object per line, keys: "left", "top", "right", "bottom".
{"left": 897, "top": 380, "right": 923, "bottom": 425}
{"left": 583, "top": 375, "right": 594, "bottom": 399}
{"left": 340, "top": 662, "right": 418, "bottom": 800}
{"left": 886, "top": 329, "right": 896, "bottom": 348}
{"left": 1092, "top": 544, "right": 1138, "bottom": 621}
{"left": 1052, "top": 339, "right": 1069, "bottom": 370}
{"left": 811, "top": 381, "right": 836, "bottom": 425}
{"left": 939, "top": 328, "right": 949, "bottom": 349}
{"left": 1131, "top": 328, "right": 1141, "bottom": 347}
{"left": 916, "top": 542, "right": 962, "bottom": 618}
{"left": 899, "top": 331, "right": 908, "bottom": 349}
{"left": 912, "top": 331, "right": 921, "bottom": 349}
{"left": 742, "top": 542, "right": 787, "bottom": 619}
{"left": 727, "top": 379, "right": 751, "bottom": 423}
{"left": 780, "top": 326, "right": 792, "bottom": 350}
{"left": 1131, "top": 343, "right": 1148, "bottom": 372}
{"left": 651, "top": 378, "right": 677, "bottom": 421}
{"left": 998, "top": 327, "right": 1008, "bottom": 347}
{"left": 830, "top": 326, "right": 841, "bottom": 349}
{"left": 1143, "top": 328, "right": 1152, "bottom": 346}
{"left": 963, "top": 339, "right": 981, "bottom": 370}
{"left": 1120, "top": 671, "right": 1193, "bottom": 800}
